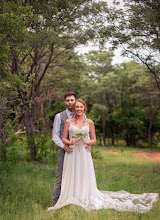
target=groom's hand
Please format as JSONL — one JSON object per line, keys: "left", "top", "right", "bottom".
{"left": 64, "top": 145, "right": 73, "bottom": 154}
{"left": 85, "top": 145, "right": 91, "bottom": 152}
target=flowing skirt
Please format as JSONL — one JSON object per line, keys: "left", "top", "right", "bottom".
{"left": 48, "top": 140, "right": 159, "bottom": 213}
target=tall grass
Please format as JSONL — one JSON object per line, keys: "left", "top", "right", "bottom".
{"left": 0, "top": 146, "right": 160, "bottom": 220}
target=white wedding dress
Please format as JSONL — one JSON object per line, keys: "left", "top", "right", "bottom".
{"left": 48, "top": 125, "right": 159, "bottom": 213}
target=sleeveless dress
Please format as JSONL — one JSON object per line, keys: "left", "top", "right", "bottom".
{"left": 48, "top": 125, "right": 159, "bottom": 213}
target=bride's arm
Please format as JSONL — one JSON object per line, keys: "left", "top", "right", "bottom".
{"left": 82, "top": 120, "right": 96, "bottom": 145}
{"left": 62, "top": 120, "right": 79, "bottom": 145}
{"left": 62, "top": 120, "right": 72, "bottom": 145}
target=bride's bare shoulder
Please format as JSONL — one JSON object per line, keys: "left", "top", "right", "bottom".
{"left": 87, "top": 119, "right": 94, "bottom": 126}
{"left": 65, "top": 119, "right": 71, "bottom": 125}
{"left": 65, "top": 118, "right": 76, "bottom": 125}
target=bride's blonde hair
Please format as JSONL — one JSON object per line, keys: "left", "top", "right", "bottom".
{"left": 74, "top": 99, "right": 87, "bottom": 114}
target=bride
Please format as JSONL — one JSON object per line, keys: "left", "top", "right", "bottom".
{"left": 48, "top": 99, "right": 159, "bottom": 212}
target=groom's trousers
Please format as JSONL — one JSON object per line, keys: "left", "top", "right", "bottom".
{"left": 52, "top": 148, "right": 65, "bottom": 205}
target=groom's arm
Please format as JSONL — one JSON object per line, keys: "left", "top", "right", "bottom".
{"left": 52, "top": 113, "right": 65, "bottom": 148}
{"left": 52, "top": 114, "right": 73, "bottom": 154}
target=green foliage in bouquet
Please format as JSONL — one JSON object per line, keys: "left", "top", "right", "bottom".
{"left": 71, "top": 133, "right": 87, "bottom": 139}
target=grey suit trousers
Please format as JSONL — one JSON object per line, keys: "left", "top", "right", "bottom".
{"left": 52, "top": 148, "right": 65, "bottom": 204}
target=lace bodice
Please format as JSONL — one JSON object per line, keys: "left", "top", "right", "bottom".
{"left": 68, "top": 124, "right": 90, "bottom": 140}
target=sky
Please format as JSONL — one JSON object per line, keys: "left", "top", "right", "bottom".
{"left": 75, "top": 0, "right": 132, "bottom": 65}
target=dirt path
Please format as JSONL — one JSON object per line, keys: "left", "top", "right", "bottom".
{"left": 132, "top": 152, "right": 160, "bottom": 162}
{"left": 111, "top": 151, "right": 160, "bottom": 162}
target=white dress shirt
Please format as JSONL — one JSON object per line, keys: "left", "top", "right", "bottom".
{"left": 52, "top": 109, "right": 73, "bottom": 149}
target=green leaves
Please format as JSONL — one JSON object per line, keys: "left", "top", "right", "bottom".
{"left": 0, "top": 1, "right": 33, "bottom": 42}
{"left": 103, "top": 0, "right": 160, "bottom": 83}
{"left": 71, "top": 133, "right": 87, "bottom": 139}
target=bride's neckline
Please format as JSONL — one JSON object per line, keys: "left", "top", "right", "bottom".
{"left": 69, "top": 124, "right": 89, "bottom": 130}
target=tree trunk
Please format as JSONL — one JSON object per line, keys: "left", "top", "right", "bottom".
{"left": 22, "top": 102, "right": 37, "bottom": 160}
{"left": 125, "top": 134, "right": 131, "bottom": 146}
{"left": 102, "top": 117, "right": 106, "bottom": 146}
{"left": 0, "top": 122, "right": 7, "bottom": 161}
{"left": 148, "top": 104, "right": 160, "bottom": 149}
{"left": 0, "top": 97, "right": 7, "bottom": 161}
{"left": 148, "top": 116, "right": 154, "bottom": 149}
{"left": 41, "top": 102, "right": 46, "bottom": 127}
{"left": 148, "top": 125, "right": 152, "bottom": 149}
{"left": 100, "top": 136, "right": 102, "bottom": 145}
{"left": 110, "top": 126, "right": 114, "bottom": 146}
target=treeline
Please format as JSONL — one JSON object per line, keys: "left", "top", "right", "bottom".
{"left": 0, "top": 0, "right": 160, "bottom": 162}
{"left": 48, "top": 52, "right": 160, "bottom": 149}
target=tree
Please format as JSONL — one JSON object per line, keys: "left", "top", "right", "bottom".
{"left": 40, "top": 53, "right": 87, "bottom": 130}
{"left": 133, "top": 67, "right": 160, "bottom": 148}
{"left": 115, "top": 61, "right": 160, "bottom": 147}
{"left": 0, "top": 0, "right": 32, "bottom": 160}
{"left": 81, "top": 50, "right": 118, "bottom": 146}
{"left": 99, "top": 0, "right": 160, "bottom": 146}
{"left": 0, "top": 94, "right": 7, "bottom": 161}
{"left": 103, "top": 0, "right": 160, "bottom": 90}
{"left": 0, "top": 0, "right": 109, "bottom": 160}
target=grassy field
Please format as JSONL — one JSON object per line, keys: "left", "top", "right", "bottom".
{"left": 0, "top": 146, "right": 160, "bottom": 220}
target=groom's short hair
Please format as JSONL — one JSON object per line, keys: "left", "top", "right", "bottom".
{"left": 64, "top": 91, "right": 77, "bottom": 99}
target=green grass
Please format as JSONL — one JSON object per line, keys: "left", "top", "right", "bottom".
{"left": 0, "top": 146, "right": 160, "bottom": 220}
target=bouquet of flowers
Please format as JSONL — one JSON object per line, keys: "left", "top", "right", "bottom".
{"left": 71, "top": 133, "right": 87, "bottom": 151}
{"left": 71, "top": 133, "right": 87, "bottom": 139}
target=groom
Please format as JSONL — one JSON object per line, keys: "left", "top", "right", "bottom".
{"left": 52, "top": 91, "right": 91, "bottom": 205}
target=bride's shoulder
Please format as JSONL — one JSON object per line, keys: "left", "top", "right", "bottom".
{"left": 87, "top": 119, "right": 94, "bottom": 126}
{"left": 65, "top": 118, "right": 75, "bottom": 125}
{"left": 65, "top": 118, "right": 71, "bottom": 124}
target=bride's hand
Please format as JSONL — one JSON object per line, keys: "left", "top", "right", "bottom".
{"left": 71, "top": 138, "right": 79, "bottom": 145}
{"left": 81, "top": 138, "right": 88, "bottom": 144}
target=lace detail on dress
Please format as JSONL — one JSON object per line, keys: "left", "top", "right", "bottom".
{"left": 68, "top": 125, "right": 90, "bottom": 152}
{"left": 69, "top": 124, "right": 89, "bottom": 138}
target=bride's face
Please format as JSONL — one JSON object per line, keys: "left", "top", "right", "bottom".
{"left": 75, "top": 101, "right": 85, "bottom": 116}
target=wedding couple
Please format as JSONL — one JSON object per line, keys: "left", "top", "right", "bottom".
{"left": 48, "top": 91, "right": 159, "bottom": 212}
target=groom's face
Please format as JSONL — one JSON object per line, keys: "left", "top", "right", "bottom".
{"left": 64, "top": 95, "right": 76, "bottom": 111}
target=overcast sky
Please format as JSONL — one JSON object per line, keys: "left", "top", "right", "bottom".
{"left": 75, "top": 0, "right": 131, "bottom": 65}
